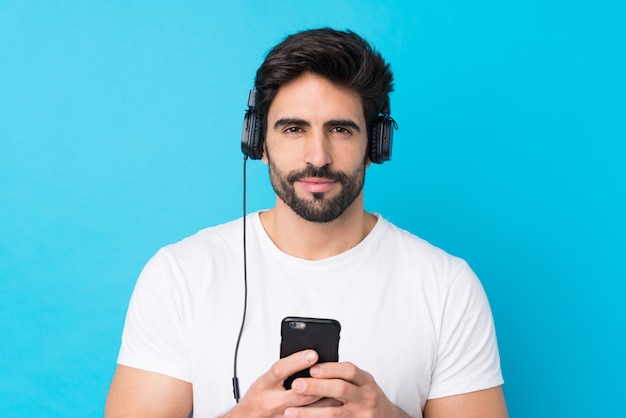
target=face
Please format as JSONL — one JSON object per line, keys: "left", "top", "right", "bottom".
{"left": 263, "top": 73, "right": 369, "bottom": 223}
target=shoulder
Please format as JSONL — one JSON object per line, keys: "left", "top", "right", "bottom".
{"left": 134, "top": 216, "right": 247, "bottom": 288}
{"left": 173, "top": 215, "right": 243, "bottom": 251}
{"left": 375, "top": 217, "right": 470, "bottom": 273}
{"left": 368, "top": 217, "right": 482, "bottom": 299}
{"left": 156, "top": 216, "right": 244, "bottom": 263}
{"left": 123, "top": 215, "right": 250, "bottom": 310}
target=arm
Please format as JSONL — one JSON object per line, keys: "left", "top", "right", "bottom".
{"left": 423, "top": 386, "right": 508, "bottom": 418}
{"left": 105, "top": 365, "right": 193, "bottom": 418}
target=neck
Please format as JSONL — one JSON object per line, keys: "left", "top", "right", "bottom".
{"left": 259, "top": 194, "right": 377, "bottom": 261}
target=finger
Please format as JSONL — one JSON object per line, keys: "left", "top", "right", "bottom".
{"left": 260, "top": 350, "right": 319, "bottom": 387}
{"left": 310, "top": 361, "right": 373, "bottom": 386}
{"left": 291, "top": 376, "right": 356, "bottom": 402}
{"left": 307, "top": 397, "right": 343, "bottom": 407}
{"left": 284, "top": 404, "right": 343, "bottom": 418}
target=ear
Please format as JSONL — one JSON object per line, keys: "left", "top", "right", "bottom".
{"left": 261, "top": 142, "right": 269, "bottom": 164}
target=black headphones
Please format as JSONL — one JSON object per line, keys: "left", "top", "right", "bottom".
{"left": 241, "top": 90, "right": 397, "bottom": 164}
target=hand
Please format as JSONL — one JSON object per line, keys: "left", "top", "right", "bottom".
{"left": 284, "top": 362, "right": 409, "bottom": 418}
{"left": 224, "top": 350, "right": 324, "bottom": 418}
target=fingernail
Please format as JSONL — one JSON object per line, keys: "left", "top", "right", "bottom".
{"left": 304, "top": 351, "right": 316, "bottom": 363}
{"left": 292, "top": 379, "right": 305, "bottom": 392}
{"left": 284, "top": 408, "right": 297, "bottom": 418}
{"left": 310, "top": 365, "right": 320, "bottom": 376}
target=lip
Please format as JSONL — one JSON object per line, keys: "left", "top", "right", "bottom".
{"left": 296, "top": 177, "right": 337, "bottom": 193}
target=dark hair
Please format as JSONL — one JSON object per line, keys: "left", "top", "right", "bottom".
{"left": 254, "top": 28, "right": 394, "bottom": 136}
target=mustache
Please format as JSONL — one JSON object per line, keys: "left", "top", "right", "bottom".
{"left": 286, "top": 165, "right": 348, "bottom": 183}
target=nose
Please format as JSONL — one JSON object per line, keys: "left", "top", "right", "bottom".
{"left": 304, "top": 130, "right": 332, "bottom": 168}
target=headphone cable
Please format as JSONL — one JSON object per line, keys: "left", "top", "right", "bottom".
{"left": 232, "top": 154, "right": 249, "bottom": 402}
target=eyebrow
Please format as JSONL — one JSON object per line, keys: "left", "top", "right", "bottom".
{"left": 273, "top": 118, "right": 361, "bottom": 132}
{"left": 273, "top": 118, "right": 310, "bottom": 129}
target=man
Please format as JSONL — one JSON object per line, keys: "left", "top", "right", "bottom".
{"left": 105, "top": 28, "right": 507, "bottom": 417}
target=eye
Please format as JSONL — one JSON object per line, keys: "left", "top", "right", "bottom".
{"left": 331, "top": 126, "right": 352, "bottom": 135}
{"left": 284, "top": 126, "right": 304, "bottom": 134}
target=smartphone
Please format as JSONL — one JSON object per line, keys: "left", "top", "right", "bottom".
{"left": 280, "top": 317, "right": 341, "bottom": 390}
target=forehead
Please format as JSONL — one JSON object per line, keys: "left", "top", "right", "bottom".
{"left": 268, "top": 73, "right": 365, "bottom": 124}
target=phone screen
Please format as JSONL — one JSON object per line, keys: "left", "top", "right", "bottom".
{"left": 279, "top": 317, "right": 341, "bottom": 389}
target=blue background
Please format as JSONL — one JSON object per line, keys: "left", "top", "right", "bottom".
{"left": 1, "top": 1, "right": 624, "bottom": 416}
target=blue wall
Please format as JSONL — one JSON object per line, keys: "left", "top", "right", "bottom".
{"left": 1, "top": 1, "right": 624, "bottom": 416}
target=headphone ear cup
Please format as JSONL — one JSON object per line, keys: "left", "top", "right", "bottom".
{"left": 369, "top": 115, "right": 394, "bottom": 164}
{"left": 251, "top": 112, "right": 264, "bottom": 159}
{"left": 241, "top": 109, "right": 263, "bottom": 160}
{"left": 369, "top": 121, "right": 381, "bottom": 164}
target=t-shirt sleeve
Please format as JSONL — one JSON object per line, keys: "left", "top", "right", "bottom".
{"left": 116, "top": 248, "right": 193, "bottom": 382}
{"left": 427, "top": 261, "right": 504, "bottom": 399}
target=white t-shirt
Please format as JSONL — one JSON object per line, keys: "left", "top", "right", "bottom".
{"left": 118, "top": 212, "right": 503, "bottom": 417}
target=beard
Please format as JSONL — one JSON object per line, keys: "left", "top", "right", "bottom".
{"left": 268, "top": 160, "right": 366, "bottom": 223}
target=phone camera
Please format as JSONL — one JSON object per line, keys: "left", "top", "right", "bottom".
{"left": 288, "top": 321, "right": 306, "bottom": 330}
